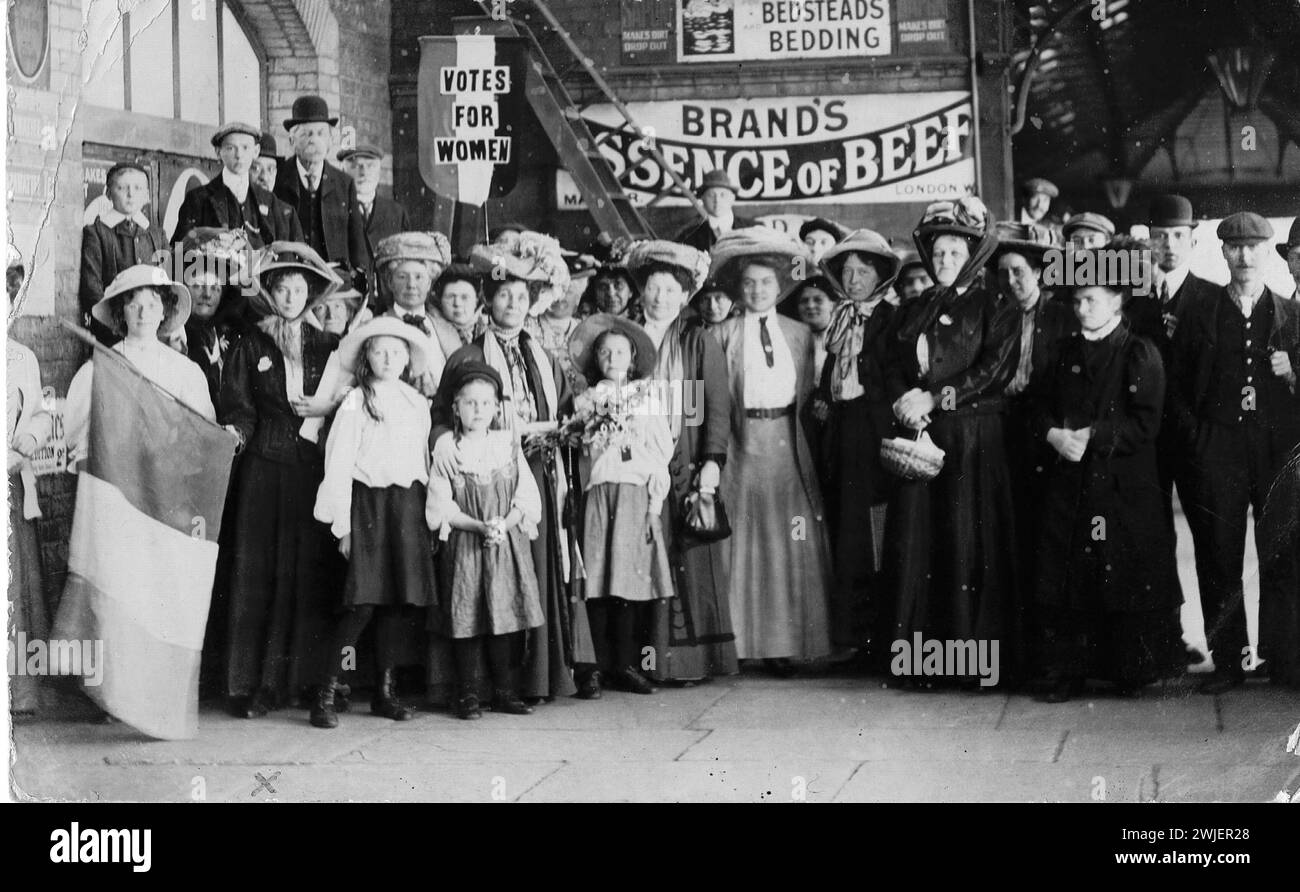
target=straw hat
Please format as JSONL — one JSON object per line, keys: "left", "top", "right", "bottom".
{"left": 251, "top": 241, "right": 341, "bottom": 319}
{"left": 708, "top": 226, "right": 813, "bottom": 304}
{"left": 819, "top": 228, "right": 902, "bottom": 298}
{"left": 92, "top": 264, "right": 192, "bottom": 336}
{"left": 568, "top": 313, "right": 658, "bottom": 385}
{"left": 335, "top": 315, "right": 430, "bottom": 378}
{"left": 620, "top": 239, "right": 711, "bottom": 294}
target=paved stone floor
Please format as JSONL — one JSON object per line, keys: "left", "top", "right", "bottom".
{"left": 10, "top": 671, "right": 1299, "bottom": 803}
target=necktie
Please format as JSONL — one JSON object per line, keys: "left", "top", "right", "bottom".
{"left": 361, "top": 201, "right": 372, "bottom": 222}
{"left": 402, "top": 313, "right": 429, "bottom": 333}
{"left": 1160, "top": 280, "right": 1170, "bottom": 306}
{"left": 759, "top": 316, "right": 774, "bottom": 368}
{"left": 306, "top": 171, "right": 319, "bottom": 194}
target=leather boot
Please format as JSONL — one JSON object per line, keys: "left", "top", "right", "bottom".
{"left": 491, "top": 666, "right": 533, "bottom": 715}
{"left": 310, "top": 678, "right": 339, "bottom": 729}
{"left": 371, "top": 667, "right": 414, "bottom": 721}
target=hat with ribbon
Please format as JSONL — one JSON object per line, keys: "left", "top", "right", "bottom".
{"left": 568, "top": 313, "right": 659, "bottom": 385}
{"left": 912, "top": 196, "right": 998, "bottom": 292}
{"left": 251, "top": 241, "right": 342, "bottom": 318}
{"left": 708, "top": 225, "right": 813, "bottom": 304}
{"left": 620, "top": 239, "right": 711, "bottom": 295}
{"left": 335, "top": 314, "right": 430, "bottom": 378}
{"left": 93, "top": 264, "right": 192, "bottom": 336}
{"left": 283, "top": 95, "right": 339, "bottom": 131}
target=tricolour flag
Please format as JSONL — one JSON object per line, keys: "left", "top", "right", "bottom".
{"left": 52, "top": 345, "right": 236, "bottom": 740}
{"left": 417, "top": 34, "right": 528, "bottom": 207}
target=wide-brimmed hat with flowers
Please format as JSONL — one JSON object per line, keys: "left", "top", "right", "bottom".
{"left": 93, "top": 264, "right": 192, "bottom": 336}
{"left": 912, "top": 197, "right": 998, "bottom": 291}
{"left": 468, "top": 231, "right": 571, "bottom": 295}
{"left": 619, "top": 239, "right": 711, "bottom": 295}
{"left": 568, "top": 313, "right": 658, "bottom": 385}
{"left": 335, "top": 315, "right": 430, "bottom": 378}
{"left": 708, "top": 226, "right": 813, "bottom": 304}
{"left": 251, "top": 241, "right": 342, "bottom": 319}
{"left": 989, "top": 220, "right": 1059, "bottom": 268}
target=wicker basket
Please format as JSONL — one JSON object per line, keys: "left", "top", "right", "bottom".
{"left": 880, "top": 430, "right": 946, "bottom": 481}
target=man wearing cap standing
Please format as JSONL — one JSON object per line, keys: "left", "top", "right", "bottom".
{"left": 1062, "top": 212, "right": 1115, "bottom": 251}
{"left": 274, "top": 96, "right": 369, "bottom": 279}
{"left": 1018, "top": 177, "right": 1062, "bottom": 228}
{"left": 674, "top": 169, "right": 757, "bottom": 251}
{"left": 172, "top": 122, "right": 303, "bottom": 249}
{"left": 1170, "top": 211, "right": 1300, "bottom": 694}
{"left": 339, "top": 144, "right": 412, "bottom": 273}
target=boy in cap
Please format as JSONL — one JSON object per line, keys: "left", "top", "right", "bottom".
{"left": 338, "top": 144, "right": 412, "bottom": 272}
{"left": 273, "top": 95, "right": 369, "bottom": 277}
{"left": 79, "top": 161, "right": 169, "bottom": 344}
{"left": 1170, "top": 211, "right": 1300, "bottom": 693}
{"left": 674, "top": 169, "right": 757, "bottom": 250}
{"left": 172, "top": 122, "right": 304, "bottom": 248}
{"left": 1062, "top": 212, "right": 1115, "bottom": 251}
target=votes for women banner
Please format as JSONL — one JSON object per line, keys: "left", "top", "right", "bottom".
{"left": 51, "top": 335, "right": 236, "bottom": 740}
{"left": 573, "top": 91, "right": 975, "bottom": 206}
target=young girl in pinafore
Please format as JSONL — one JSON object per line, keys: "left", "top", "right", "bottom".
{"left": 427, "top": 361, "right": 545, "bottom": 720}
{"left": 310, "top": 315, "right": 438, "bottom": 728}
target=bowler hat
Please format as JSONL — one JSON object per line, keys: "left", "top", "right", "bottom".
{"left": 338, "top": 144, "right": 384, "bottom": 163}
{"left": 1020, "top": 177, "right": 1058, "bottom": 199}
{"left": 1216, "top": 212, "right": 1274, "bottom": 245}
{"left": 1148, "top": 194, "right": 1195, "bottom": 228}
{"left": 210, "top": 121, "right": 262, "bottom": 149}
{"left": 283, "top": 95, "right": 339, "bottom": 131}
{"left": 696, "top": 169, "right": 738, "bottom": 196}
{"left": 93, "top": 264, "right": 192, "bottom": 336}
{"left": 258, "top": 131, "right": 279, "bottom": 158}
{"left": 1276, "top": 217, "right": 1300, "bottom": 260}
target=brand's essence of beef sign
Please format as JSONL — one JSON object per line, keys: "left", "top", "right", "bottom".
{"left": 575, "top": 92, "right": 974, "bottom": 206}
{"left": 679, "top": 0, "right": 891, "bottom": 62}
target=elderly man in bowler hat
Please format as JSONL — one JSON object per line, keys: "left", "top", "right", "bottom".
{"left": 674, "top": 169, "right": 757, "bottom": 251}
{"left": 339, "top": 144, "right": 412, "bottom": 274}
{"left": 172, "top": 122, "right": 303, "bottom": 249}
{"left": 1169, "top": 211, "right": 1300, "bottom": 694}
{"left": 274, "top": 95, "right": 369, "bottom": 284}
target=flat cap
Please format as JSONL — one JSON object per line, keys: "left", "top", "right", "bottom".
{"left": 211, "top": 121, "right": 262, "bottom": 149}
{"left": 1147, "top": 194, "right": 1194, "bottom": 228}
{"left": 1062, "top": 212, "right": 1116, "bottom": 239}
{"left": 1020, "top": 177, "right": 1058, "bottom": 198}
{"left": 1216, "top": 212, "right": 1274, "bottom": 244}
{"left": 338, "top": 144, "right": 384, "bottom": 163}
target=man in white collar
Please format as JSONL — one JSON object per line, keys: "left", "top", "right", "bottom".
{"left": 1147, "top": 194, "right": 1218, "bottom": 349}
{"left": 273, "top": 95, "right": 369, "bottom": 283}
{"left": 79, "top": 162, "right": 169, "bottom": 343}
{"left": 1170, "top": 211, "right": 1300, "bottom": 694}
{"left": 339, "top": 144, "right": 412, "bottom": 277}
{"left": 674, "top": 169, "right": 757, "bottom": 251}
{"left": 172, "top": 122, "right": 304, "bottom": 250}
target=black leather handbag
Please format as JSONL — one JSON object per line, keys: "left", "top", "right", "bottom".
{"left": 681, "top": 488, "right": 731, "bottom": 543}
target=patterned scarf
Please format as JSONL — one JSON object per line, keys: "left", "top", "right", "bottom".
{"left": 825, "top": 298, "right": 881, "bottom": 401}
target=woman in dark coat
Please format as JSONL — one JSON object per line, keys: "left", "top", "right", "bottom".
{"left": 1033, "top": 268, "right": 1184, "bottom": 701}
{"left": 429, "top": 235, "right": 595, "bottom": 703}
{"left": 813, "top": 230, "right": 900, "bottom": 662}
{"left": 619, "top": 241, "right": 737, "bottom": 686}
{"left": 882, "top": 198, "right": 1022, "bottom": 687}
{"left": 220, "top": 242, "right": 344, "bottom": 718}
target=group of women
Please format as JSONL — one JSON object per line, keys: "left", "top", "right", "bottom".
{"left": 16, "top": 191, "right": 1276, "bottom": 740}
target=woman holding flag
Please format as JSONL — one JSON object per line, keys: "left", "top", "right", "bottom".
{"left": 53, "top": 264, "right": 231, "bottom": 739}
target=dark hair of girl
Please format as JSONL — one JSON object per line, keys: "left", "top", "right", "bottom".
{"left": 633, "top": 260, "right": 694, "bottom": 295}
{"left": 108, "top": 286, "right": 179, "bottom": 336}
{"left": 433, "top": 269, "right": 481, "bottom": 307}
{"left": 353, "top": 335, "right": 413, "bottom": 423}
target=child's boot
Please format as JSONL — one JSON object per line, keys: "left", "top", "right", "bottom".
{"left": 371, "top": 667, "right": 414, "bottom": 721}
{"left": 310, "top": 678, "right": 340, "bottom": 729}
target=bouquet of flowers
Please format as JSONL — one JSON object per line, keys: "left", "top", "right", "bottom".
{"left": 570, "top": 378, "right": 657, "bottom": 455}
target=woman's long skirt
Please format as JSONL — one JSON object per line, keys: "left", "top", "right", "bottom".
{"left": 723, "top": 414, "right": 832, "bottom": 661}
{"left": 225, "top": 453, "right": 339, "bottom": 703}
{"left": 8, "top": 472, "right": 46, "bottom": 713}
{"left": 648, "top": 496, "right": 737, "bottom": 682}
{"left": 884, "top": 410, "right": 1023, "bottom": 683}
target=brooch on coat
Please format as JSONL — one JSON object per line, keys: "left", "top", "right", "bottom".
{"left": 259, "top": 205, "right": 270, "bottom": 216}
{"left": 939, "top": 314, "right": 953, "bottom": 326}
{"left": 257, "top": 356, "right": 272, "bottom": 372}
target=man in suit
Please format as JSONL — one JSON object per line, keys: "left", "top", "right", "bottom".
{"left": 1170, "top": 212, "right": 1300, "bottom": 694}
{"left": 338, "top": 144, "right": 412, "bottom": 278}
{"left": 79, "top": 161, "right": 169, "bottom": 343}
{"left": 274, "top": 95, "right": 369, "bottom": 286}
{"left": 250, "top": 131, "right": 280, "bottom": 195}
{"left": 673, "top": 169, "right": 757, "bottom": 251}
{"left": 172, "top": 122, "right": 303, "bottom": 249}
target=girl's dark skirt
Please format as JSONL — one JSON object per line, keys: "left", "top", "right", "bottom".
{"left": 343, "top": 481, "right": 437, "bottom": 608}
